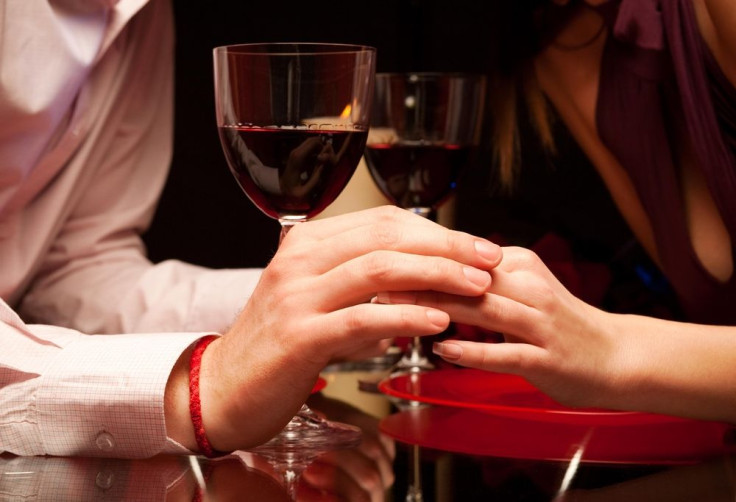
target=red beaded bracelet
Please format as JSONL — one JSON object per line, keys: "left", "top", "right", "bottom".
{"left": 189, "top": 335, "right": 223, "bottom": 458}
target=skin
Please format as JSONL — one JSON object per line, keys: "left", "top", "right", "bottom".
{"left": 163, "top": 205, "right": 503, "bottom": 453}
{"left": 383, "top": 0, "right": 736, "bottom": 424}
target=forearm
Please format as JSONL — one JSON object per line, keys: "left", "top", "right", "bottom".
{"left": 21, "top": 257, "right": 262, "bottom": 335}
{"left": 608, "top": 311, "right": 736, "bottom": 423}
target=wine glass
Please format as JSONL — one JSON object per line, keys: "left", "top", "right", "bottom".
{"left": 212, "top": 43, "right": 376, "bottom": 462}
{"left": 364, "top": 72, "right": 487, "bottom": 374}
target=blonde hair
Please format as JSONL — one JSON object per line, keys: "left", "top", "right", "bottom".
{"left": 491, "top": 62, "right": 557, "bottom": 191}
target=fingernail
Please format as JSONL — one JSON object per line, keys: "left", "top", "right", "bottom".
{"left": 463, "top": 266, "right": 491, "bottom": 288}
{"left": 433, "top": 342, "right": 463, "bottom": 360}
{"left": 475, "top": 240, "right": 501, "bottom": 261}
{"left": 426, "top": 310, "right": 449, "bottom": 328}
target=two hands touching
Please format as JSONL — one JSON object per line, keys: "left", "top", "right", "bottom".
{"left": 384, "top": 239, "right": 736, "bottom": 425}
{"left": 166, "top": 205, "right": 500, "bottom": 453}
{"left": 167, "top": 204, "right": 736, "bottom": 457}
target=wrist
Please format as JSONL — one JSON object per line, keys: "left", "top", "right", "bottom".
{"left": 189, "top": 336, "right": 226, "bottom": 457}
{"left": 198, "top": 329, "right": 322, "bottom": 451}
{"left": 164, "top": 345, "right": 198, "bottom": 451}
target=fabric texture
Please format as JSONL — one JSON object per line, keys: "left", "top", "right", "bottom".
{"left": 0, "top": 0, "right": 262, "bottom": 456}
{"left": 596, "top": 0, "right": 736, "bottom": 324}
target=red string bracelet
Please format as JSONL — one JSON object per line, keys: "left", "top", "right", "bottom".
{"left": 189, "top": 335, "right": 223, "bottom": 458}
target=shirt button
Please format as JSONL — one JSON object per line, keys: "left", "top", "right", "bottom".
{"left": 95, "top": 432, "right": 116, "bottom": 452}
{"left": 95, "top": 470, "right": 115, "bottom": 490}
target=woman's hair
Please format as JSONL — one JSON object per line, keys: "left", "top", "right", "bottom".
{"left": 489, "top": 0, "right": 585, "bottom": 190}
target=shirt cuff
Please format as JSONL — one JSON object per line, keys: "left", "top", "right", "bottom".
{"left": 37, "top": 332, "right": 211, "bottom": 458}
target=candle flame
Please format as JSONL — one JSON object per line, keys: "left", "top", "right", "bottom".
{"left": 340, "top": 104, "right": 352, "bottom": 119}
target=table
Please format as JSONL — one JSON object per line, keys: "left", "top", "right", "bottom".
{"left": 1, "top": 385, "right": 735, "bottom": 500}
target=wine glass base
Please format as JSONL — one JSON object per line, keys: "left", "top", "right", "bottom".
{"left": 249, "top": 405, "right": 362, "bottom": 459}
{"left": 248, "top": 405, "right": 361, "bottom": 501}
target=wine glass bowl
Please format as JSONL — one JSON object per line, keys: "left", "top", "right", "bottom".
{"left": 366, "top": 72, "right": 486, "bottom": 216}
{"left": 214, "top": 42, "right": 375, "bottom": 236}
{"left": 364, "top": 72, "right": 487, "bottom": 373}
{"left": 212, "top": 42, "right": 376, "bottom": 476}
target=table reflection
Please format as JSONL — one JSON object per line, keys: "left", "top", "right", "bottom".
{"left": 2, "top": 392, "right": 736, "bottom": 500}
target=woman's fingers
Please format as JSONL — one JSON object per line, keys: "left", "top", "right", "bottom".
{"left": 432, "top": 339, "right": 548, "bottom": 375}
{"left": 486, "top": 246, "right": 568, "bottom": 305}
{"left": 375, "top": 291, "right": 546, "bottom": 344}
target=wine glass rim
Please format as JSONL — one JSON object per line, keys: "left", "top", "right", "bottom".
{"left": 213, "top": 42, "right": 376, "bottom": 55}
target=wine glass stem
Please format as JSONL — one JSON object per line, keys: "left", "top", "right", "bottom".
{"left": 277, "top": 217, "right": 318, "bottom": 419}
{"left": 279, "top": 218, "right": 304, "bottom": 243}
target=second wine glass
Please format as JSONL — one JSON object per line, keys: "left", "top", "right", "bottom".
{"left": 365, "top": 72, "right": 487, "bottom": 374}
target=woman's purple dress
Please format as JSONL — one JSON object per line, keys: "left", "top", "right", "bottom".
{"left": 595, "top": 0, "right": 736, "bottom": 324}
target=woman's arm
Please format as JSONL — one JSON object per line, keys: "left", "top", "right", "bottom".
{"left": 381, "top": 245, "right": 736, "bottom": 424}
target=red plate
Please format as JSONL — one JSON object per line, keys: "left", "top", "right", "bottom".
{"left": 380, "top": 406, "right": 733, "bottom": 464}
{"left": 378, "top": 369, "right": 686, "bottom": 426}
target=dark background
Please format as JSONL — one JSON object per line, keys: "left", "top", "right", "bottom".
{"left": 143, "top": 0, "right": 639, "bottom": 285}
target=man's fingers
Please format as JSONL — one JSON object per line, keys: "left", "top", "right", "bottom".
{"left": 283, "top": 206, "right": 502, "bottom": 272}
{"left": 313, "top": 303, "right": 451, "bottom": 351}
{"left": 318, "top": 251, "right": 492, "bottom": 308}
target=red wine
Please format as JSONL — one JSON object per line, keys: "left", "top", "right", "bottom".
{"left": 364, "top": 142, "right": 473, "bottom": 209}
{"left": 218, "top": 126, "right": 368, "bottom": 219}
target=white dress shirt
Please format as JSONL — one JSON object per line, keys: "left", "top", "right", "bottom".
{"left": 0, "top": 0, "right": 262, "bottom": 457}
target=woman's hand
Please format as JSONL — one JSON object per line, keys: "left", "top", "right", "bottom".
{"left": 196, "top": 206, "right": 502, "bottom": 452}
{"left": 380, "top": 245, "right": 629, "bottom": 410}
{"left": 380, "top": 244, "right": 736, "bottom": 425}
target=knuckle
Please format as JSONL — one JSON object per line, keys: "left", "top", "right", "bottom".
{"left": 483, "top": 296, "right": 505, "bottom": 322}
{"left": 531, "top": 280, "right": 557, "bottom": 311}
{"left": 396, "top": 307, "right": 416, "bottom": 332}
{"left": 369, "top": 217, "right": 402, "bottom": 248}
{"left": 428, "top": 258, "right": 454, "bottom": 282}
{"left": 343, "top": 307, "right": 368, "bottom": 333}
{"left": 377, "top": 204, "right": 404, "bottom": 220}
{"left": 504, "top": 347, "right": 527, "bottom": 371}
{"left": 479, "top": 345, "right": 497, "bottom": 368}
{"left": 444, "top": 229, "right": 460, "bottom": 256}
{"left": 261, "top": 257, "right": 287, "bottom": 284}
{"left": 508, "top": 246, "right": 542, "bottom": 270}
{"left": 361, "top": 251, "right": 395, "bottom": 284}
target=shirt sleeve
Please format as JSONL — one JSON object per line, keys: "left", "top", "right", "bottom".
{"left": 0, "top": 298, "right": 210, "bottom": 457}
{"left": 13, "top": 0, "right": 264, "bottom": 336}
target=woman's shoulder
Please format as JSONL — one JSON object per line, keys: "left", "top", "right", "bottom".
{"left": 689, "top": 0, "right": 736, "bottom": 89}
